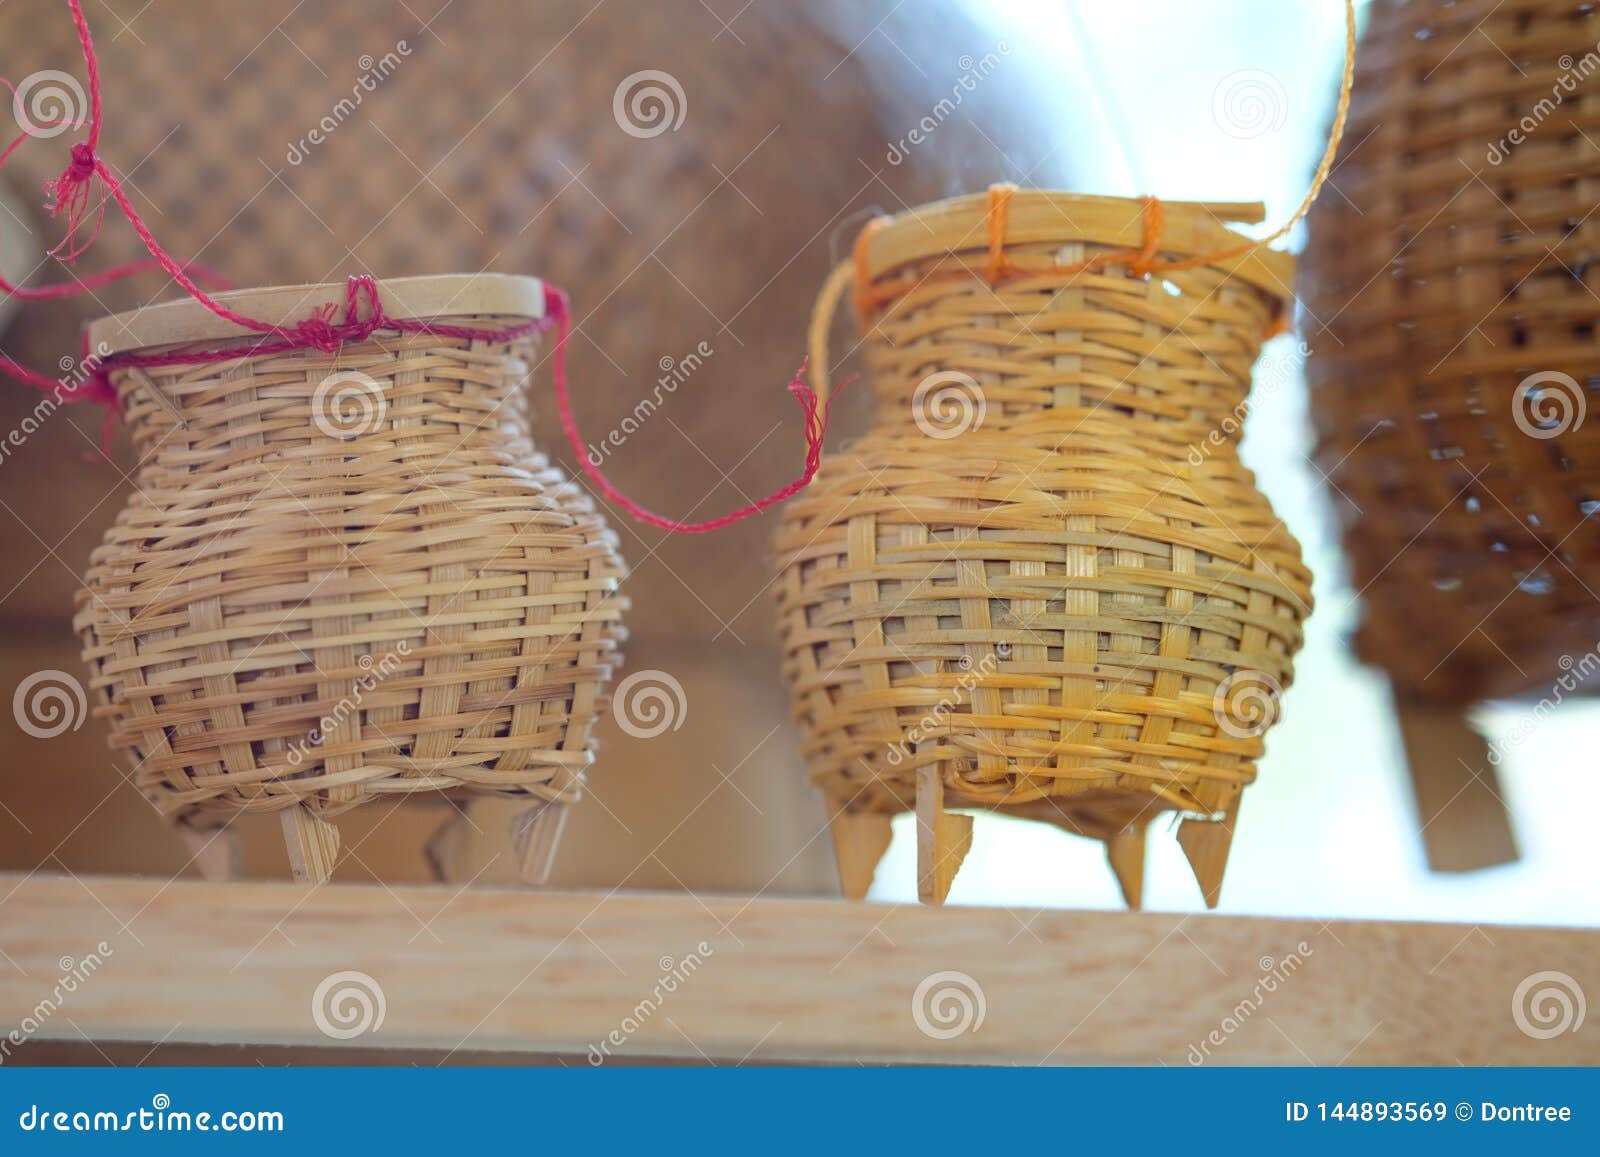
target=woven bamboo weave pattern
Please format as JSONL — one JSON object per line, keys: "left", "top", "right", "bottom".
{"left": 74, "top": 292, "right": 626, "bottom": 830}
{"left": 1302, "top": 0, "right": 1600, "bottom": 703}
{"left": 778, "top": 191, "right": 1311, "bottom": 843}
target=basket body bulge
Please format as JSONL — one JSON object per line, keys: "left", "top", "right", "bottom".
{"left": 776, "top": 192, "right": 1311, "bottom": 902}
{"left": 73, "top": 277, "right": 626, "bottom": 833}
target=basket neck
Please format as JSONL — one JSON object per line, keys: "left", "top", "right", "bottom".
{"left": 112, "top": 335, "right": 535, "bottom": 468}
{"left": 862, "top": 251, "right": 1279, "bottom": 445}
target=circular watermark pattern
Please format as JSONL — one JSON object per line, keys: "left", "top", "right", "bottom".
{"left": 614, "top": 669, "right": 687, "bottom": 739}
{"left": 1512, "top": 370, "right": 1585, "bottom": 439}
{"left": 911, "top": 970, "right": 986, "bottom": 1040}
{"left": 912, "top": 371, "right": 986, "bottom": 439}
{"left": 1511, "top": 970, "right": 1586, "bottom": 1039}
{"left": 11, "top": 70, "right": 88, "bottom": 139}
{"left": 1212, "top": 670, "right": 1282, "bottom": 739}
{"left": 311, "top": 370, "right": 387, "bottom": 440}
{"left": 13, "top": 669, "right": 87, "bottom": 739}
{"left": 613, "top": 70, "right": 687, "bottom": 139}
{"left": 1212, "top": 69, "right": 1288, "bottom": 140}
{"left": 311, "top": 970, "right": 386, "bottom": 1039}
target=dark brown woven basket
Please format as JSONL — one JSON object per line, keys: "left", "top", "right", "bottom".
{"left": 1301, "top": 0, "right": 1600, "bottom": 704}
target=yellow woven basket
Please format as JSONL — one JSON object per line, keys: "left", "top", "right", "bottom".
{"left": 74, "top": 274, "right": 627, "bottom": 883}
{"left": 777, "top": 190, "right": 1311, "bottom": 908}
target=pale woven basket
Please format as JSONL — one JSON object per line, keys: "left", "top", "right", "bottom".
{"left": 778, "top": 190, "right": 1311, "bottom": 908}
{"left": 74, "top": 274, "right": 626, "bottom": 883}
{"left": 1302, "top": 0, "right": 1600, "bottom": 705}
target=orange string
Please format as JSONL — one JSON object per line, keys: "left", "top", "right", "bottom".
{"left": 1131, "top": 195, "right": 1163, "bottom": 276}
{"left": 985, "top": 182, "right": 1017, "bottom": 282}
{"left": 852, "top": 188, "right": 1171, "bottom": 328}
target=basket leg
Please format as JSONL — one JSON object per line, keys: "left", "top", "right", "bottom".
{"left": 181, "top": 824, "right": 242, "bottom": 883}
{"left": 424, "top": 806, "right": 475, "bottom": 884}
{"left": 826, "top": 799, "right": 893, "bottom": 901}
{"left": 510, "top": 801, "right": 568, "bottom": 886}
{"left": 280, "top": 805, "right": 340, "bottom": 885}
{"left": 1393, "top": 694, "right": 1518, "bottom": 872}
{"left": 1104, "top": 826, "right": 1147, "bottom": 910}
{"left": 915, "top": 767, "right": 972, "bottom": 906}
{"left": 1177, "top": 800, "right": 1238, "bottom": 910}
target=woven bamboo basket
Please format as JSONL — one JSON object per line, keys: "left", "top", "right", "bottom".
{"left": 73, "top": 274, "right": 627, "bottom": 884}
{"left": 777, "top": 189, "right": 1311, "bottom": 908}
{"left": 1300, "top": 0, "right": 1600, "bottom": 869}
{"left": 1303, "top": 0, "right": 1600, "bottom": 703}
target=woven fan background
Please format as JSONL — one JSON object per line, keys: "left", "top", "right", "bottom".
{"left": 1301, "top": 0, "right": 1600, "bottom": 705}
{"left": 0, "top": 0, "right": 1065, "bottom": 889}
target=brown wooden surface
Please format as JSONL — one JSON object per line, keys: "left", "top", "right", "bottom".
{"left": 1, "top": 872, "right": 1593, "bottom": 1065}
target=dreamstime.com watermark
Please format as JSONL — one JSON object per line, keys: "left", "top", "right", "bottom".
{"left": 912, "top": 371, "right": 986, "bottom": 439}
{"left": 1187, "top": 340, "right": 1310, "bottom": 466}
{"left": 1212, "top": 68, "right": 1287, "bottom": 140}
{"left": 1512, "top": 970, "right": 1586, "bottom": 1040}
{"left": 9, "top": 69, "right": 87, "bottom": 138}
{"left": 286, "top": 41, "right": 412, "bottom": 165}
{"left": 17, "top": 1095, "right": 283, "bottom": 1134}
{"left": 1, "top": 942, "right": 114, "bottom": 1063}
{"left": 588, "top": 942, "right": 713, "bottom": 1064}
{"left": 311, "top": 369, "right": 388, "bottom": 439}
{"left": 1212, "top": 669, "right": 1283, "bottom": 740}
{"left": 886, "top": 42, "right": 1010, "bottom": 165}
{"left": 285, "top": 643, "right": 410, "bottom": 767}
{"left": 586, "top": 340, "right": 714, "bottom": 466}
{"left": 1487, "top": 42, "right": 1600, "bottom": 164}
{"left": 886, "top": 649, "right": 1004, "bottom": 767}
{"left": 1512, "top": 370, "right": 1586, "bottom": 439}
{"left": 613, "top": 669, "right": 687, "bottom": 739}
{"left": 1489, "top": 643, "right": 1600, "bottom": 765}
{"left": 1187, "top": 942, "right": 1313, "bottom": 1064}
{"left": 12, "top": 669, "right": 87, "bottom": 739}
{"left": 911, "top": 970, "right": 986, "bottom": 1040}
{"left": 311, "top": 970, "right": 386, "bottom": 1040}
{"left": 613, "top": 70, "right": 686, "bottom": 138}
{"left": 0, "top": 344, "right": 113, "bottom": 469}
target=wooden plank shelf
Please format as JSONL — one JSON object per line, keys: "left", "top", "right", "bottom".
{"left": 0, "top": 873, "right": 1594, "bottom": 1065}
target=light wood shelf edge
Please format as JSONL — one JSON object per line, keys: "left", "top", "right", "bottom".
{"left": 0, "top": 873, "right": 1593, "bottom": 1065}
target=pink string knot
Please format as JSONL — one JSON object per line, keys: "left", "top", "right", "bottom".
{"left": 291, "top": 304, "right": 343, "bottom": 353}
{"left": 45, "top": 141, "right": 97, "bottom": 209}
{"left": 64, "top": 141, "right": 97, "bottom": 181}
{"left": 43, "top": 142, "right": 104, "bottom": 260}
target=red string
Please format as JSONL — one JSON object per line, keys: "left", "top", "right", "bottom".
{"left": 0, "top": 0, "right": 835, "bottom": 532}
{"left": 544, "top": 286, "right": 837, "bottom": 533}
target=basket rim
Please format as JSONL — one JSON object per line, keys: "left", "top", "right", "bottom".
{"left": 84, "top": 272, "right": 545, "bottom": 357}
{"left": 859, "top": 189, "right": 1295, "bottom": 299}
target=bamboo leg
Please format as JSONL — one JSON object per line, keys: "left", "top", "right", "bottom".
{"left": 280, "top": 805, "right": 340, "bottom": 885}
{"left": 827, "top": 799, "right": 893, "bottom": 901}
{"left": 424, "top": 806, "right": 475, "bottom": 884}
{"left": 1104, "top": 826, "right": 1147, "bottom": 910}
{"left": 1177, "top": 799, "right": 1238, "bottom": 910}
{"left": 510, "top": 801, "right": 567, "bottom": 886}
{"left": 181, "top": 824, "right": 242, "bottom": 883}
{"left": 915, "top": 768, "right": 972, "bottom": 906}
{"left": 1393, "top": 695, "right": 1518, "bottom": 873}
